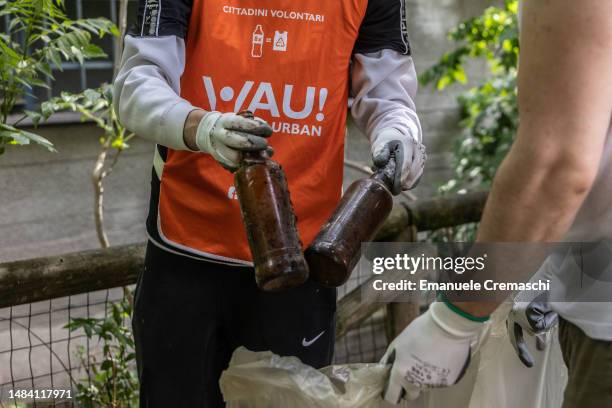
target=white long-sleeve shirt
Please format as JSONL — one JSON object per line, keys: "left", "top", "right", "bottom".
{"left": 114, "top": 35, "right": 422, "bottom": 152}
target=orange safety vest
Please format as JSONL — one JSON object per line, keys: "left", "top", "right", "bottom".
{"left": 157, "top": 0, "right": 368, "bottom": 263}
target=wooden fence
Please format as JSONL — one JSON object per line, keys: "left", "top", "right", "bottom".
{"left": 0, "top": 191, "right": 488, "bottom": 339}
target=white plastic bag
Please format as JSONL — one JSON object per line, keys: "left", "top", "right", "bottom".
{"left": 220, "top": 347, "right": 482, "bottom": 408}
{"left": 220, "top": 307, "right": 567, "bottom": 408}
{"left": 220, "top": 347, "right": 397, "bottom": 407}
{"left": 468, "top": 306, "right": 567, "bottom": 408}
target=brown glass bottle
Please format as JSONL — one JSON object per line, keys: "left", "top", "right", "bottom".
{"left": 234, "top": 150, "right": 309, "bottom": 292}
{"left": 305, "top": 160, "right": 395, "bottom": 287}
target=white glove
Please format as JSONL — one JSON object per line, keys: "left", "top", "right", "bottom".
{"left": 507, "top": 291, "right": 558, "bottom": 368}
{"left": 372, "top": 128, "right": 426, "bottom": 194}
{"left": 382, "top": 301, "right": 487, "bottom": 404}
{"left": 196, "top": 111, "right": 273, "bottom": 171}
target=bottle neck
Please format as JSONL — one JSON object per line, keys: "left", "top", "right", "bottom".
{"left": 242, "top": 150, "right": 267, "bottom": 164}
{"left": 371, "top": 156, "right": 396, "bottom": 190}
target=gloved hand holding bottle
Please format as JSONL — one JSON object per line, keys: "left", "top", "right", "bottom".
{"left": 371, "top": 128, "right": 426, "bottom": 194}
{"left": 183, "top": 110, "right": 273, "bottom": 171}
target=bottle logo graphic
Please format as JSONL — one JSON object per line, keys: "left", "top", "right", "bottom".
{"left": 273, "top": 31, "right": 288, "bottom": 52}
{"left": 228, "top": 186, "right": 238, "bottom": 200}
{"left": 251, "top": 25, "right": 264, "bottom": 58}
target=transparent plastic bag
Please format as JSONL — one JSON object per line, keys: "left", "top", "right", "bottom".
{"left": 220, "top": 308, "right": 566, "bottom": 408}
{"left": 220, "top": 347, "right": 481, "bottom": 408}
{"left": 467, "top": 305, "right": 567, "bottom": 408}
{"left": 220, "top": 347, "right": 397, "bottom": 407}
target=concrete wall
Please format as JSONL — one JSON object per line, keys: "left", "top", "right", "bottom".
{"left": 0, "top": 123, "right": 153, "bottom": 262}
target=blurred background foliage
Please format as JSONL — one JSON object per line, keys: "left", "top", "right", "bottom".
{"left": 421, "top": 0, "right": 519, "bottom": 241}
{"left": 421, "top": 0, "right": 519, "bottom": 194}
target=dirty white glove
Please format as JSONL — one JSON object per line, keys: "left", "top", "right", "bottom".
{"left": 382, "top": 301, "right": 487, "bottom": 404}
{"left": 507, "top": 291, "right": 558, "bottom": 368}
{"left": 196, "top": 111, "right": 273, "bottom": 171}
{"left": 372, "top": 128, "right": 426, "bottom": 194}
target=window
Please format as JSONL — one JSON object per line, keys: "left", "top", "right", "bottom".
{"left": 2, "top": 0, "right": 139, "bottom": 111}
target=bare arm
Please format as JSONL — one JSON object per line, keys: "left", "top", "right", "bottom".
{"left": 459, "top": 0, "right": 612, "bottom": 317}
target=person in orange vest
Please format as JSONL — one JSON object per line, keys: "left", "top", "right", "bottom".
{"left": 114, "top": 0, "right": 425, "bottom": 406}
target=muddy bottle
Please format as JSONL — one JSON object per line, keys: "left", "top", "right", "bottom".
{"left": 234, "top": 149, "right": 309, "bottom": 292}
{"left": 305, "top": 158, "right": 395, "bottom": 287}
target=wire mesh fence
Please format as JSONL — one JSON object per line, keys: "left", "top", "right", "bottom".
{"left": 0, "top": 288, "right": 126, "bottom": 407}
{"left": 0, "top": 272, "right": 390, "bottom": 407}
{"left": 334, "top": 255, "right": 390, "bottom": 365}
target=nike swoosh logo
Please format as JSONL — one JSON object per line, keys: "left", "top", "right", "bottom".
{"left": 302, "top": 331, "right": 325, "bottom": 347}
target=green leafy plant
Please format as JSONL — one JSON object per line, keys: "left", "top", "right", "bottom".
{"left": 36, "top": 86, "right": 137, "bottom": 406}
{"left": 66, "top": 294, "right": 138, "bottom": 408}
{"left": 421, "top": 0, "right": 519, "bottom": 193}
{"left": 40, "top": 87, "right": 138, "bottom": 406}
{"left": 421, "top": 0, "right": 519, "bottom": 241}
{"left": 29, "top": 84, "right": 135, "bottom": 247}
{"left": 29, "top": 84, "right": 132, "bottom": 152}
{"left": 0, "top": 0, "right": 118, "bottom": 155}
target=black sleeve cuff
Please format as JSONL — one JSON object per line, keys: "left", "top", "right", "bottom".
{"left": 353, "top": 0, "right": 410, "bottom": 56}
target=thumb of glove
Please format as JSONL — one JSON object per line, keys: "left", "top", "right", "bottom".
{"left": 372, "top": 140, "right": 403, "bottom": 195}
{"left": 381, "top": 349, "right": 421, "bottom": 403}
{"left": 383, "top": 367, "right": 422, "bottom": 404}
{"left": 383, "top": 368, "right": 405, "bottom": 404}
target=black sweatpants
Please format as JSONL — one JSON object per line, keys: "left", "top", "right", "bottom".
{"left": 132, "top": 242, "right": 337, "bottom": 407}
